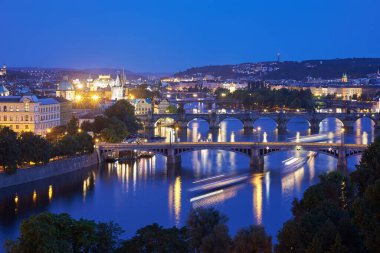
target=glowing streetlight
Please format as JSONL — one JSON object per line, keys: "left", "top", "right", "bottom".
{"left": 75, "top": 94, "right": 82, "bottom": 102}
{"left": 78, "top": 128, "right": 82, "bottom": 133}
{"left": 47, "top": 128, "right": 51, "bottom": 133}
{"left": 91, "top": 94, "right": 99, "bottom": 101}
{"left": 221, "top": 93, "right": 226, "bottom": 97}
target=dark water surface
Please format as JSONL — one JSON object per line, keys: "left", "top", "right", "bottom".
{"left": 0, "top": 116, "right": 376, "bottom": 248}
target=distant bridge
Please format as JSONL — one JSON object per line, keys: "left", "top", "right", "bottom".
{"left": 136, "top": 111, "right": 380, "bottom": 133}
{"left": 96, "top": 141, "right": 368, "bottom": 171}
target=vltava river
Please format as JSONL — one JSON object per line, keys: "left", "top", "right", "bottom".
{"left": 0, "top": 116, "right": 376, "bottom": 247}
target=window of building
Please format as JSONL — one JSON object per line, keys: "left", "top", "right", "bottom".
{"left": 3, "top": 116, "right": 7, "bottom": 121}
{"left": 24, "top": 102, "right": 29, "bottom": 112}
{"left": 3, "top": 106, "right": 7, "bottom": 112}
{"left": 16, "top": 125, "right": 19, "bottom": 129}
{"left": 10, "top": 105, "right": 13, "bottom": 111}
{"left": 25, "top": 115, "right": 29, "bottom": 121}
{"left": 25, "top": 125, "right": 29, "bottom": 129}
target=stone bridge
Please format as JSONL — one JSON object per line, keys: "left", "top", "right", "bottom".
{"left": 96, "top": 141, "right": 368, "bottom": 172}
{"left": 136, "top": 111, "right": 380, "bottom": 133}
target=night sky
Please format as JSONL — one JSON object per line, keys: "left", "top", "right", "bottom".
{"left": 1, "top": 0, "right": 379, "bottom": 72}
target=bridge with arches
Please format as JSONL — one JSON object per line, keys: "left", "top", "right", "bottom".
{"left": 136, "top": 111, "right": 380, "bottom": 133}
{"left": 96, "top": 141, "right": 368, "bottom": 171}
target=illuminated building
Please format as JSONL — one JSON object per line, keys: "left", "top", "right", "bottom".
{"left": 111, "top": 73, "right": 124, "bottom": 101}
{"left": 0, "top": 64, "right": 6, "bottom": 77}
{"left": 93, "top": 75, "right": 115, "bottom": 90}
{"left": 0, "top": 95, "right": 60, "bottom": 135}
{"left": 134, "top": 98, "right": 152, "bottom": 115}
{"left": 0, "top": 84, "right": 10, "bottom": 96}
{"left": 154, "top": 99, "right": 170, "bottom": 114}
{"left": 56, "top": 76, "right": 75, "bottom": 101}
{"left": 341, "top": 73, "right": 348, "bottom": 83}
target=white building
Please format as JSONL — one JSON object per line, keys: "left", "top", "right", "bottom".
{"left": 111, "top": 74, "right": 124, "bottom": 101}
{"left": 154, "top": 99, "right": 170, "bottom": 114}
{"left": 56, "top": 76, "right": 75, "bottom": 101}
{"left": 134, "top": 98, "right": 152, "bottom": 115}
{"left": 0, "top": 84, "right": 10, "bottom": 96}
{"left": 0, "top": 95, "right": 60, "bottom": 135}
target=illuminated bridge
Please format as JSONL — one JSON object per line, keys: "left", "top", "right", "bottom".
{"left": 96, "top": 141, "right": 368, "bottom": 171}
{"left": 136, "top": 111, "right": 380, "bottom": 133}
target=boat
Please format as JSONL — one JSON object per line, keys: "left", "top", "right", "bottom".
{"left": 189, "top": 174, "right": 249, "bottom": 193}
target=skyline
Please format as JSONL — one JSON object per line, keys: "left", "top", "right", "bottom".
{"left": 1, "top": 0, "right": 380, "bottom": 73}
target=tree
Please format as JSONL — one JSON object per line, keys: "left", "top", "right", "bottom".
{"left": 201, "top": 224, "right": 232, "bottom": 253}
{"left": 0, "top": 127, "right": 20, "bottom": 173}
{"left": 54, "top": 135, "right": 80, "bottom": 157}
{"left": 46, "top": 125, "right": 67, "bottom": 143}
{"left": 232, "top": 225, "right": 272, "bottom": 253}
{"left": 353, "top": 179, "right": 380, "bottom": 253}
{"left": 176, "top": 106, "right": 185, "bottom": 114}
{"left": 117, "top": 223, "right": 188, "bottom": 253}
{"left": 75, "top": 132, "right": 94, "bottom": 153}
{"left": 67, "top": 116, "right": 80, "bottom": 135}
{"left": 100, "top": 118, "right": 129, "bottom": 143}
{"left": 166, "top": 104, "right": 178, "bottom": 114}
{"left": 19, "top": 132, "right": 53, "bottom": 165}
{"left": 105, "top": 100, "right": 141, "bottom": 133}
{"left": 92, "top": 115, "right": 111, "bottom": 134}
{"left": 94, "top": 221, "right": 124, "bottom": 253}
{"left": 275, "top": 172, "right": 363, "bottom": 253}
{"left": 186, "top": 207, "right": 229, "bottom": 252}
{"left": 4, "top": 212, "right": 75, "bottom": 253}
{"left": 351, "top": 136, "right": 380, "bottom": 195}
{"left": 4, "top": 212, "right": 124, "bottom": 253}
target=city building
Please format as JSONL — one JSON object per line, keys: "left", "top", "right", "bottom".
{"left": 111, "top": 74, "right": 124, "bottom": 101}
{"left": 0, "top": 84, "right": 10, "bottom": 96}
{"left": 134, "top": 98, "right": 152, "bottom": 115}
{"left": 0, "top": 64, "right": 6, "bottom": 77}
{"left": 153, "top": 99, "right": 170, "bottom": 114}
{"left": 341, "top": 73, "right": 348, "bottom": 83}
{"left": 92, "top": 75, "right": 115, "bottom": 90}
{"left": 54, "top": 96, "right": 73, "bottom": 126}
{"left": 56, "top": 76, "right": 75, "bottom": 101}
{"left": 0, "top": 95, "right": 60, "bottom": 135}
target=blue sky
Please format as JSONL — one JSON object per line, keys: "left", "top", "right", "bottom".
{"left": 1, "top": 0, "right": 379, "bottom": 72}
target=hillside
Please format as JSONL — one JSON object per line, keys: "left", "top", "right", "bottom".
{"left": 174, "top": 58, "right": 380, "bottom": 80}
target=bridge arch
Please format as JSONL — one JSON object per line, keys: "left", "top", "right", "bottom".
{"left": 218, "top": 116, "right": 244, "bottom": 127}
{"left": 286, "top": 117, "right": 311, "bottom": 131}
{"left": 187, "top": 117, "right": 210, "bottom": 128}
{"left": 353, "top": 115, "right": 377, "bottom": 129}
{"left": 253, "top": 117, "right": 278, "bottom": 131}
{"left": 319, "top": 117, "right": 344, "bottom": 131}
{"left": 154, "top": 117, "right": 178, "bottom": 127}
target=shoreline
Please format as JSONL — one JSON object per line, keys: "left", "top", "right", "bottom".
{"left": 0, "top": 153, "right": 99, "bottom": 189}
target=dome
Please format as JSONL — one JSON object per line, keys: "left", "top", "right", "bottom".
{"left": 57, "top": 76, "right": 74, "bottom": 91}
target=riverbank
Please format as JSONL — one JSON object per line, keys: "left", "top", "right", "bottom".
{"left": 0, "top": 153, "right": 98, "bottom": 189}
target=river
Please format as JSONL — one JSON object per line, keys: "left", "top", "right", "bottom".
{"left": 0, "top": 116, "right": 376, "bottom": 248}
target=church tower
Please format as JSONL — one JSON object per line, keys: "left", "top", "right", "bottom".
{"left": 111, "top": 73, "right": 124, "bottom": 101}
{"left": 341, "top": 73, "right": 348, "bottom": 83}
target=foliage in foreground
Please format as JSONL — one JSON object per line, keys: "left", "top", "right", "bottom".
{"left": 276, "top": 136, "right": 380, "bottom": 253}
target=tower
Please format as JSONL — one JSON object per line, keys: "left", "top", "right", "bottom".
{"left": 111, "top": 73, "right": 124, "bottom": 101}
{"left": 341, "top": 73, "right": 348, "bottom": 83}
{"left": 277, "top": 53, "right": 280, "bottom": 63}
{"left": 56, "top": 76, "right": 75, "bottom": 101}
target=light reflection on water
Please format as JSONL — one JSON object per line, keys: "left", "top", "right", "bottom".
{"left": 0, "top": 117, "right": 377, "bottom": 244}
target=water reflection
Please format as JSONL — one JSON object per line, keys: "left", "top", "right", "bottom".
{"left": 252, "top": 174, "right": 263, "bottom": 224}
{"left": 168, "top": 176, "right": 182, "bottom": 225}
{"left": 0, "top": 117, "right": 377, "bottom": 244}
